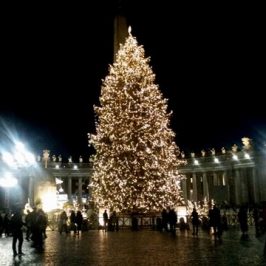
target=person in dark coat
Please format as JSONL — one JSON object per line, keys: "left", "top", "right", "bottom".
{"left": 76, "top": 211, "right": 83, "bottom": 235}
{"left": 238, "top": 206, "right": 248, "bottom": 236}
{"left": 11, "top": 208, "right": 25, "bottom": 256}
{"left": 103, "top": 210, "right": 108, "bottom": 231}
{"left": 168, "top": 208, "right": 177, "bottom": 234}
{"left": 161, "top": 209, "right": 168, "bottom": 232}
{"left": 191, "top": 208, "right": 199, "bottom": 235}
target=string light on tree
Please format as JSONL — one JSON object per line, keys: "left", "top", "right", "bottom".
{"left": 89, "top": 27, "right": 184, "bottom": 214}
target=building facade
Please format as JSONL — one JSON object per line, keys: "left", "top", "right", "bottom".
{"left": 1, "top": 139, "right": 266, "bottom": 210}
{"left": 178, "top": 143, "right": 266, "bottom": 207}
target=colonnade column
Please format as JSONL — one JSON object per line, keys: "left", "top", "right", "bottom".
{"left": 234, "top": 169, "right": 240, "bottom": 205}
{"left": 68, "top": 177, "right": 72, "bottom": 203}
{"left": 251, "top": 167, "right": 258, "bottom": 203}
{"left": 78, "top": 177, "right": 82, "bottom": 204}
{"left": 202, "top": 172, "right": 209, "bottom": 201}
{"left": 223, "top": 171, "right": 230, "bottom": 202}
{"left": 181, "top": 175, "right": 188, "bottom": 204}
{"left": 192, "top": 173, "right": 197, "bottom": 202}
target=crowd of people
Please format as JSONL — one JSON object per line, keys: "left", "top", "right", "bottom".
{"left": 1, "top": 203, "right": 266, "bottom": 256}
{"left": 159, "top": 204, "right": 266, "bottom": 241}
{"left": 58, "top": 209, "right": 84, "bottom": 235}
{"left": 0, "top": 206, "right": 48, "bottom": 256}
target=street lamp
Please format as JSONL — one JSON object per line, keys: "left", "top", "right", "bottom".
{"left": 1, "top": 141, "right": 37, "bottom": 208}
{"left": 0, "top": 172, "right": 18, "bottom": 208}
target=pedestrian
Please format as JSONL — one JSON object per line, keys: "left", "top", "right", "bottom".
{"left": 168, "top": 208, "right": 177, "bottom": 234}
{"left": 191, "top": 208, "right": 199, "bottom": 235}
{"left": 10, "top": 207, "right": 25, "bottom": 256}
{"left": 58, "top": 210, "right": 68, "bottom": 234}
{"left": 161, "top": 208, "right": 168, "bottom": 232}
{"left": 238, "top": 205, "right": 248, "bottom": 238}
{"left": 76, "top": 211, "right": 83, "bottom": 235}
{"left": 103, "top": 210, "right": 108, "bottom": 231}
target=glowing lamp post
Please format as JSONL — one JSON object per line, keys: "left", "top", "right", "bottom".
{"left": 0, "top": 172, "right": 18, "bottom": 208}
{"left": 1, "top": 141, "right": 37, "bottom": 207}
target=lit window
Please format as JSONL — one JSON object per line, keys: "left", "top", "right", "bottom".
{"left": 214, "top": 157, "right": 219, "bottom": 164}
{"left": 244, "top": 153, "right": 250, "bottom": 159}
{"left": 232, "top": 154, "right": 238, "bottom": 161}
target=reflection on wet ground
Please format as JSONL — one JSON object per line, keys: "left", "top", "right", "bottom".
{"left": 0, "top": 227, "right": 265, "bottom": 265}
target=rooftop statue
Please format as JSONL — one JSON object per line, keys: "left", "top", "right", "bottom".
{"left": 232, "top": 144, "right": 238, "bottom": 153}
{"left": 242, "top": 137, "right": 252, "bottom": 150}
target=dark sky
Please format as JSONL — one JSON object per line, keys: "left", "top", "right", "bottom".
{"left": 0, "top": 1, "right": 265, "bottom": 161}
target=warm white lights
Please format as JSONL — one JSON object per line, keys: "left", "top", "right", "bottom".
{"left": 38, "top": 185, "right": 57, "bottom": 212}
{"left": 0, "top": 172, "right": 18, "bottom": 188}
{"left": 244, "top": 153, "right": 250, "bottom": 159}
{"left": 232, "top": 154, "right": 238, "bottom": 161}
{"left": 1, "top": 142, "right": 36, "bottom": 168}
{"left": 89, "top": 31, "right": 184, "bottom": 213}
{"left": 214, "top": 157, "right": 220, "bottom": 164}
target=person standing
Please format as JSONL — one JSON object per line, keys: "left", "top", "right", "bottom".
{"left": 103, "top": 210, "right": 108, "bottom": 231}
{"left": 76, "top": 211, "right": 83, "bottom": 235}
{"left": 191, "top": 208, "right": 199, "bottom": 235}
{"left": 58, "top": 210, "right": 68, "bottom": 234}
{"left": 10, "top": 208, "right": 25, "bottom": 256}
{"left": 238, "top": 206, "right": 248, "bottom": 238}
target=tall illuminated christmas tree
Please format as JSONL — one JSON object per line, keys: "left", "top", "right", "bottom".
{"left": 89, "top": 28, "right": 184, "bottom": 214}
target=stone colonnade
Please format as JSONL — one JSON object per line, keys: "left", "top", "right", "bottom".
{"left": 180, "top": 166, "right": 259, "bottom": 206}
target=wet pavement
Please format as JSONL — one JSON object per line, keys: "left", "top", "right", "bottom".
{"left": 0, "top": 227, "right": 265, "bottom": 265}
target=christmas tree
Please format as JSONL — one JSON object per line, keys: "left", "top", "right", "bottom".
{"left": 89, "top": 28, "right": 184, "bottom": 214}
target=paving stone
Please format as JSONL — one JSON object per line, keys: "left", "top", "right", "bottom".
{"left": 0, "top": 227, "right": 265, "bottom": 265}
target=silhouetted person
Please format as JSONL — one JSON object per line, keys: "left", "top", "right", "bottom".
{"left": 238, "top": 206, "right": 248, "bottom": 237}
{"left": 3, "top": 210, "right": 12, "bottom": 237}
{"left": 103, "top": 210, "right": 108, "bottom": 231}
{"left": 161, "top": 209, "right": 168, "bottom": 232}
{"left": 131, "top": 212, "right": 139, "bottom": 231}
{"left": 110, "top": 211, "right": 119, "bottom": 231}
{"left": 33, "top": 208, "right": 47, "bottom": 252}
{"left": 168, "top": 208, "right": 177, "bottom": 234}
{"left": 10, "top": 208, "right": 25, "bottom": 256}
{"left": 191, "top": 208, "right": 199, "bottom": 235}
{"left": 70, "top": 210, "right": 77, "bottom": 234}
{"left": 76, "top": 211, "right": 83, "bottom": 235}
{"left": 59, "top": 211, "right": 68, "bottom": 234}
{"left": 209, "top": 205, "right": 222, "bottom": 238}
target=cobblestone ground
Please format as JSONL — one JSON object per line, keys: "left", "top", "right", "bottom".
{"left": 0, "top": 227, "right": 265, "bottom": 266}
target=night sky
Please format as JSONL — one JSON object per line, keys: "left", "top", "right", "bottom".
{"left": 0, "top": 1, "right": 265, "bottom": 161}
